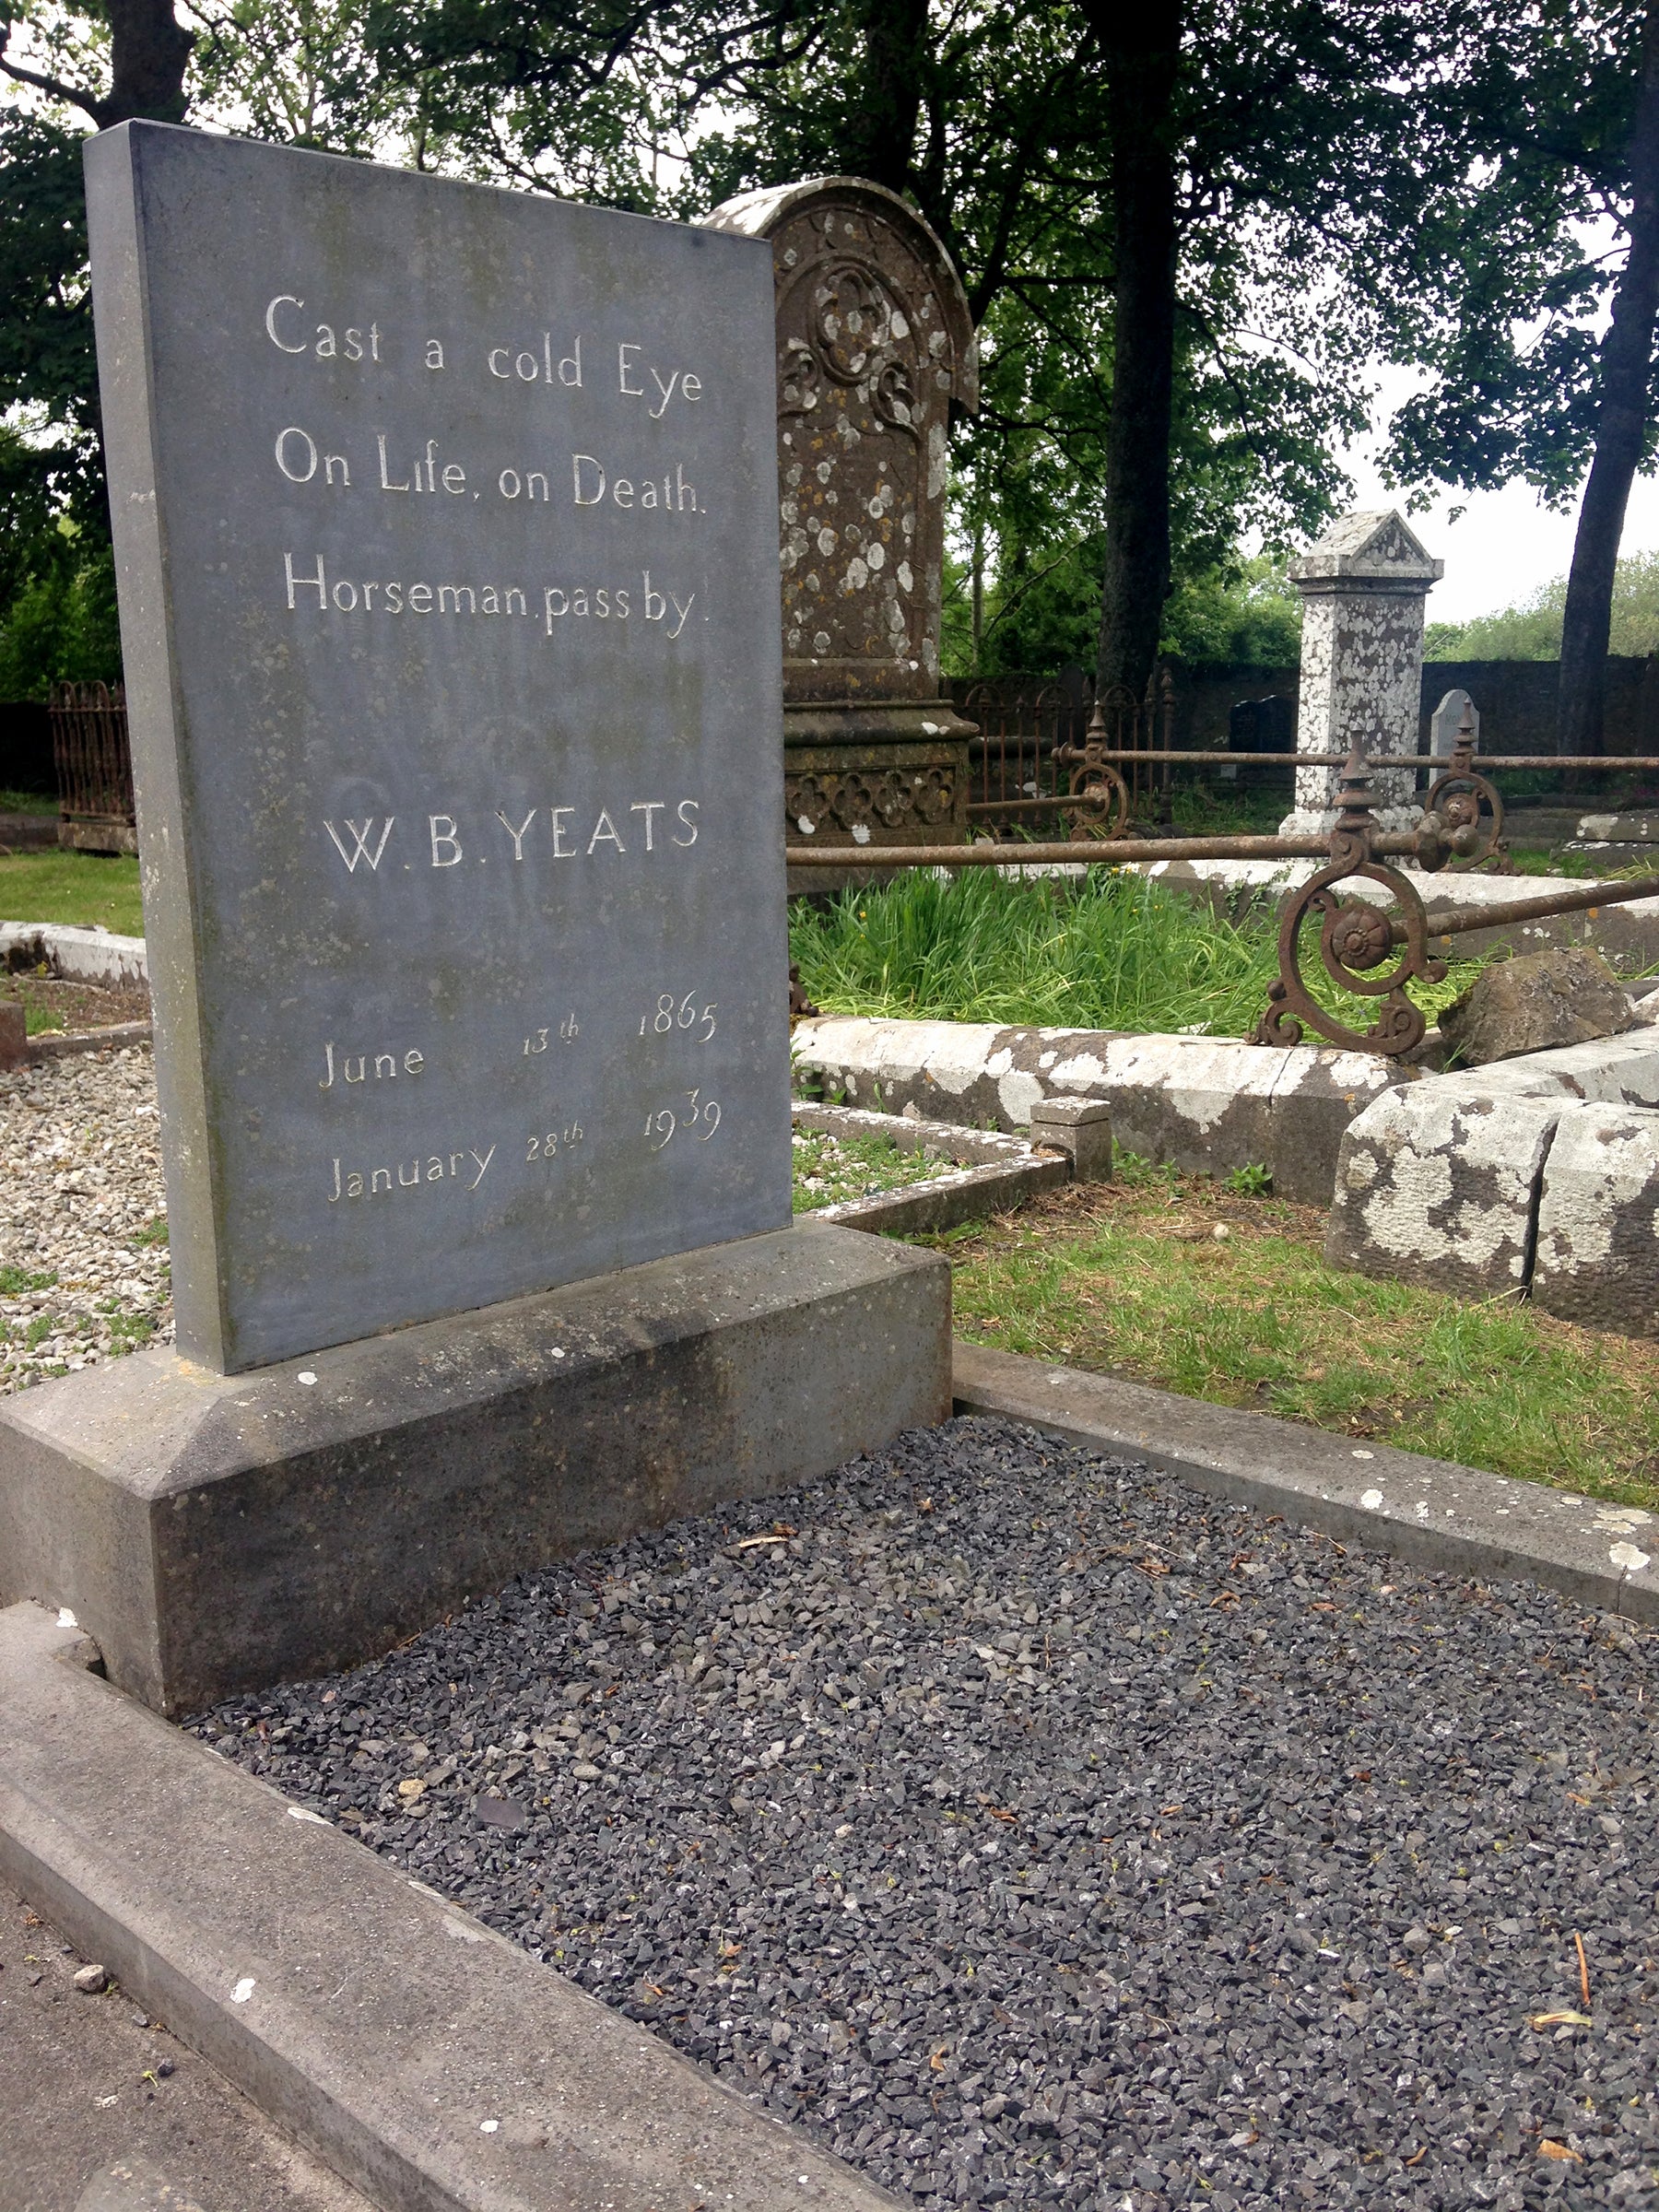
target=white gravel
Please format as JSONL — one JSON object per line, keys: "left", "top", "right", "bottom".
{"left": 0, "top": 1043, "right": 171, "bottom": 1393}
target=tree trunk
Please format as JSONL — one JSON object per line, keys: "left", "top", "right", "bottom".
{"left": 1558, "top": 0, "right": 1659, "bottom": 759}
{"left": 1088, "top": 1, "right": 1182, "bottom": 701}
{"left": 840, "top": 0, "right": 928, "bottom": 195}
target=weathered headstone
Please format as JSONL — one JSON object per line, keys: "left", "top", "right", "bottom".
{"left": 706, "top": 179, "right": 979, "bottom": 849}
{"left": 1280, "top": 509, "right": 1442, "bottom": 837}
{"left": 89, "top": 123, "right": 794, "bottom": 1372}
{"left": 1429, "top": 686, "right": 1479, "bottom": 759}
{"left": 0, "top": 124, "right": 950, "bottom": 1713}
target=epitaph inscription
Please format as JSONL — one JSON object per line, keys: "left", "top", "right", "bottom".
{"left": 88, "top": 124, "right": 790, "bottom": 1372}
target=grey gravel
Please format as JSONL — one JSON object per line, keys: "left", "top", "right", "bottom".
{"left": 194, "top": 1418, "right": 1659, "bottom": 2210}
{"left": 0, "top": 1042, "right": 171, "bottom": 1389}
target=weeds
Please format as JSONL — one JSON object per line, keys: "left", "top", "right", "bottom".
{"left": 790, "top": 867, "right": 1484, "bottom": 1039}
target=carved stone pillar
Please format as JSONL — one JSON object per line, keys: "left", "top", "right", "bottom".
{"left": 1280, "top": 509, "right": 1443, "bottom": 838}
{"left": 706, "top": 178, "right": 979, "bottom": 847}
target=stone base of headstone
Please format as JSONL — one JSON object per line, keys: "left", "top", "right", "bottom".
{"left": 782, "top": 701, "right": 975, "bottom": 850}
{"left": 0, "top": 1222, "right": 950, "bottom": 1717}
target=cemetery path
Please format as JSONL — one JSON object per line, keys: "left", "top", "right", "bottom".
{"left": 0, "top": 1878, "right": 374, "bottom": 2212}
{"left": 195, "top": 1418, "right": 1658, "bottom": 2212}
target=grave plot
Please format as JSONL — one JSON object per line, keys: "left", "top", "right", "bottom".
{"left": 194, "top": 1416, "right": 1659, "bottom": 2212}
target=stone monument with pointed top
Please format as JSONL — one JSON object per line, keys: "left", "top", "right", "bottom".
{"left": 1279, "top": 509, "right": 1443, "bottom": 838}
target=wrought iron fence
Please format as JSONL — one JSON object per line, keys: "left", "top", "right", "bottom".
{"left": 789, "top": 712, "right": 1659, "bottom": 1063}
{"left": 957, "top": 668, "right": 1178, "bottom": 837}
{"left": 50, "top": 680, "right": 135, "bottom": 853}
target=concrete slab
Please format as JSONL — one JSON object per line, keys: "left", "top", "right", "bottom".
{"left": 951, "top": 1340, "right": 1659, "bottom": 1623}
{"left": 1, "top": 1878, "right": 371, "bottom": 2212}
{"left": 0, "top": 1222, "right": 950, "bottom": 1714}
{"left": 0, "top": 1603, "right": 900, "bottom": 2212}
{"left": 1533, "top": 1101, "right": 1659, "bottom": 1335}
{"left": 817, "top": 1153, "right": 1068, "bottom": 1234}
{"left": 791, "top": 1017, "right": 1399, "bottom": 1201}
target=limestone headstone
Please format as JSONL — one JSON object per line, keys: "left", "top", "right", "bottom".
{"left": 1280, "top": 509, "right": 1442, "bottom": 837}
{"left": 705, "top": 178, "right": 979, "bottom": 847}
{"left": 1429, "top": 686, "right": 1479, "bottom": 759}
{"left": 87, "top": 123, "right": 790, "bottom": 1372}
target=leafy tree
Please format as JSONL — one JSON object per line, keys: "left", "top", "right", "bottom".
{"left": 360, "top": 0, "right": 1385, "bottom": 692}
{"left": 0, "top": 0, "right": 195, "bottom": 693}
{"left": 1381, "top": 1, "right": 1659, "bottom": 751}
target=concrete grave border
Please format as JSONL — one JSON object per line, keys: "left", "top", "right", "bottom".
{"left": 792, "top": 1098, "right": 1077, "bottom": 1233}
{"left": 0, "top": 1603, "right": 901, "bottom": 2212}
{"left": 792, "top": 1016, "right": 1400, "bottom": 1202}
{"left": 1, "top": 920, "right": 152, "bottom": 1062}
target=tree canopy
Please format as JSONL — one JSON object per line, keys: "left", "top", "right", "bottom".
{"left": 4, "top": 0, "right": 1659, "bottom": 710}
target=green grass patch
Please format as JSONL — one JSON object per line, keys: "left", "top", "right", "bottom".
{"left": 0, "top": 850, "right": 143, "bottom": 935}
{"left": 929, "top": 1165, "right": 1659, "bottom": 1508}
{"left": 0, "top": 789, "right": 56, "bottom": 817}
{"left": 792, "top": 1127, "right": 958, "bottom": 1212}
{"left": 791, "top": 866, "right": 1484, "bottom": 1040}
{"left": 0, "top": 1265, "right": 57, "bottom": 1296}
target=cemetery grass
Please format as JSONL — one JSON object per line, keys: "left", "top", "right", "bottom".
{"left": 790, "top": 866, "right": 1487, "bottom": 1037}
{"left": 924, "top": 1159, "right": 1659, "bottom": 1511}
{"left": 0, "top": 851, "right": 142, "bottom": 936}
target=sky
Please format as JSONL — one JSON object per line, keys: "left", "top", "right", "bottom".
{"left": 1343, "top": 362, "right": 1659, "bottom": 630}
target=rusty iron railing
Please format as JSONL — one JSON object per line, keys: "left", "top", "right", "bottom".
{"left": 959, "top": 668, "right": 1178, "bottom": 834}
{"left": 50, "top": 680, "right": 135, "bottom": 853}
{"left": 788, "top": 714, "right": 1659, "bottom": 1061}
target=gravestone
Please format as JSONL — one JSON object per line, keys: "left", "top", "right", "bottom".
{"left": 706, "top": 179, "right": 979, "bottom": 850}
{"left": 0, "top": 124, "right": 950, "bottom": 1713}
{"left": 88, "top": 123, "right": 792, "bottom": 1372}
{"left": 1430, "top": 687, "right": 1479, "bottom": 758}
{"left": 1279, "top": 509, "right": 1442, "bottom": 838}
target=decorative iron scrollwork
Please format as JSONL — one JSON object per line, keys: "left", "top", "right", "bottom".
{"left": 1053, "top": 698, "right": 1132, "bottom": 840}
{"left": 1253, "top": 747, "right": 1445, "bottom": 1058}
{"left": 1417, "top": 703, "right": 1506, "bottom": 873}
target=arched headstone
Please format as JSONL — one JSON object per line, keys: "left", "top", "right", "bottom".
{"left": 1430, "top": 688, "right": 1479, "bottom": 757}
{"left": 706, "top": 178, "right": 979, "bottom": 846}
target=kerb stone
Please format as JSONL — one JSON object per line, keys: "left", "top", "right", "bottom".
{"left": 0, "top": 1222, "right": 950, "bottom": 1715}
{"left": 1325, "top": 1080, "right": 1559, "bottom": 1297}
{"left": 0, "top": 1604, "right": 903, "bottom": 2212}
{"left": 1533, "top": 1103, "right": 1659, "bottom": 1335}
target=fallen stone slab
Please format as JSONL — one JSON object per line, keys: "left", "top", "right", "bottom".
{"left": 0, "top": 1222, "right": 949, "bottom": 1714}
{"left": 0, "top": 1603, "right": 900, "bottom": 2212}
{"left": 951, "top": 1340, "right": 1659, "bottom": 1623}
{"left": 1455, "top": 1026, "right": 1659, "bottom": 1104}
{"left": 1324, "top": 1078, "right": 1559, "bottom": 1298}
{"left": 791, "top": 1017, "right": 1396, "bottom": 1202}
{"left": 1533, "top": 1102, "right": 1659, "bottom": 1336}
